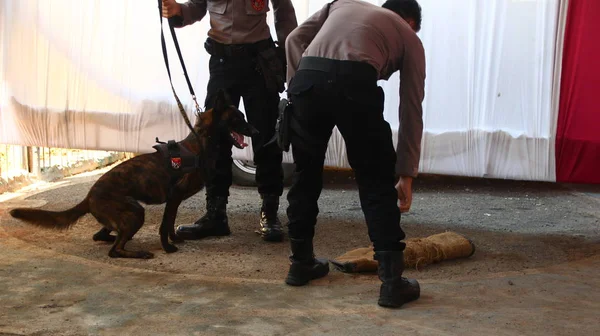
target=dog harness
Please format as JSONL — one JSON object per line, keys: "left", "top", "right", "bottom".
{"left": 152, "top": 138, "right": 207, "bottom": 199}
{"left": 153, "top": 138, "right": 202, "bottom": 175}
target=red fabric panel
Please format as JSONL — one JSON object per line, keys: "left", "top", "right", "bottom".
{"left": 556, "top": 0, "right": 600, "bottom": 183}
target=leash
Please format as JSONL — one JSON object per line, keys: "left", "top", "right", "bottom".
{"left": 157, "top": 0, "right": 203, "bottom": 142}
{"left": 156, "top": 0, "right": 217, "bottom": 194}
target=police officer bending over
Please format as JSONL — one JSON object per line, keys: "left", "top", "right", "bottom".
{"left": 283, "top": 0, "right": 425, "bottom": 308}
{"left": 161, "top": 0, "right": 298, "bottom": 242}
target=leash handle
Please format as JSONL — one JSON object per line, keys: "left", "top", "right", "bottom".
{"left": 158, "top": 0, "right": 202, "bottom": 140}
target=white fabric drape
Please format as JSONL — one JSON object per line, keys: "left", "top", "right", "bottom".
{"left": 409, "top": 0, "right": 562, "bottom": 181}
{"left": 0, "top": 0, "right": 565, "bottom": 181}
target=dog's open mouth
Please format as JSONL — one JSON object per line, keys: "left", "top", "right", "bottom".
{"left": 231, "top": 131, "right": 248, "bottom": 149}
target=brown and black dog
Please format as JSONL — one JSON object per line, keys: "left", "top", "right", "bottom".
{"left": 9, "top": 89, "right": 258, "bottom": 259}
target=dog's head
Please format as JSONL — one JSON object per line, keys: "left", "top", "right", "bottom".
{"left": 194, "top": 89, "right": 259, "bottom": 149}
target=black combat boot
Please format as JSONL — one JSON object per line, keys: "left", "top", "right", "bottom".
{"left": 175, "top": 196, "right": 230, "bottom": 240}
{"left": 256, "top": 194, "right": 284, "bottom": 242}
{"left": 285, "top": 238, "right": 330, "bottom": 286}
{"left": 374, "top": 251, "right": 420, "bottom": 308}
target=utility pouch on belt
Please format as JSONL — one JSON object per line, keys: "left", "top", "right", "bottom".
{"left": 265, "top": 98, "right": 292, "bottom": 152}
{"left": 257, "top": 46, "right": 286, "bottom": 94}
{"left": 276, "top": 98, "right": 291, "bottom": 151}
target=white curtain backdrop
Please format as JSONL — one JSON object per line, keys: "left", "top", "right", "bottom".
{"left": 0, "top": 0, "right": 564, "bottom": 181}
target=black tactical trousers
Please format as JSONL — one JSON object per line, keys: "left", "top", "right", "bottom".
{"left": 286, "top": 58, "right": 406, "bottom": 252}
{"left": 203, "top": 40, "right": 283, "bottom": 198}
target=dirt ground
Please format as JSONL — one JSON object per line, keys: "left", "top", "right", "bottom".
{"left": 0, "top": 165, "right": 599, "bottom": 335}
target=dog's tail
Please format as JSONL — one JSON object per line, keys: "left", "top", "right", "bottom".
{"left": 9, "top": 198, "right": 90, "bottom": 230}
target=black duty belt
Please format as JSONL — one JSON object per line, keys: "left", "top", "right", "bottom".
{"left": 205, "top": 37, "right": 275, "bottom": 58}
{"left": 297, "top": 56, "right": 379, "bottom": 83}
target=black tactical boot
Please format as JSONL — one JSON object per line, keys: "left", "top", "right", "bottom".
{"left": 256, "top": 194, "right": 284, "bottom": 242}
{"left": 374, "top": 251, "right": 420, "bottom": 308}
{"left": 285, "top": 238, "right": 330, "bottom": 286}
{"left": 175, "top": 196, "right": 230, "bottom": 240}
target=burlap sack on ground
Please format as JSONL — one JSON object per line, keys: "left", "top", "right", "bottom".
{"left": 330, "top": 231, "right": 476, "bottom": 273}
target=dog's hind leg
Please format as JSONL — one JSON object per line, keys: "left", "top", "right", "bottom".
{"left": 92, "top": 227, "right": 116, "bottom": 242}
{"left": 160, "top": 198, "right": 183, "bottom": 253}
{"left": 107, "top": 198, "right": 154, "bottom": 259}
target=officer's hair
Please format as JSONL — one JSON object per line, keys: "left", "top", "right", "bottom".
{"left": 382, "top": 0, "right": 422, "bottom": 32}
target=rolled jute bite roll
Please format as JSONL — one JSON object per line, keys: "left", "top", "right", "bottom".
{"left": 330, "top": 231, "right": 476, "bottom": 273}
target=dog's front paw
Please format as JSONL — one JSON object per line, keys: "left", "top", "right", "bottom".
{"left": 164, "top": 244, "right": 179, "bottom": 253}
{"left": 170, "top": 234, "right": 185, "bottom": 244}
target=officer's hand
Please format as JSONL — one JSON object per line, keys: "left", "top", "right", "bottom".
{"left": 162, "top": 0, "right": 182, "bottom": 18}
{"left": 395, "top": 176, "right": 413, "bottom": 213}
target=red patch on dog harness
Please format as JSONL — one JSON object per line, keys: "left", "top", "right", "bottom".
{"left": 171, "top": 157, "right": 182, "bottom": 169}
{"left": 251, "top": 0, "right": 265, "bottom": 11}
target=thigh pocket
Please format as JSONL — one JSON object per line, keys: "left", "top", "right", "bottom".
{"left": 287, "top": 75, "right": 314, "bottom": 98}
{"left": 208, "top": 55, "right": 228, "bottom": 74}
{"left": 343, "top": 85, "right": 384, "bottom": 113}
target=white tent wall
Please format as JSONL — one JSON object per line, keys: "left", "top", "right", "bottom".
{"left": 0, "top": 0, "right": 564, "bottom": 181}
{"left": 413, "top": 0, "right": 561, "bottom": 181}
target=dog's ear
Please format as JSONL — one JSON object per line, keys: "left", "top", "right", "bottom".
{"left": 212, "top": 89, "right": 228, "bottom": 119}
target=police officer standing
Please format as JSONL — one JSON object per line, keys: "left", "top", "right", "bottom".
{"left": 283, "top": 0, "right": 425, "bottom": 308}
{"left": 161, "top": 0, "right": 298, "bottom": 242}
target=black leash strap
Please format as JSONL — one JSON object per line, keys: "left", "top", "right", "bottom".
{"left": 157, "top": 0, "right": 202, "bottom": 141}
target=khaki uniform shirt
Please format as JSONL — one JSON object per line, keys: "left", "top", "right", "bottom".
{"left": 174, "top": 0, "right": 298, "bottom": 45}
{"left": 285, "top": 0, "right": 426, "bottom": 178}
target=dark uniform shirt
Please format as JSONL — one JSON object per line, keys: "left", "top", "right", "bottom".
{"left": 174, "top": 0, "right": 298, "bottom": 45}
{"left": 285, "top": 0, "right": 426, "bottom": 177}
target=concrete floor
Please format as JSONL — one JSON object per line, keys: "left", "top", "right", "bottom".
{"left": 0, "top": 167, "right": 599, "bottom": 335}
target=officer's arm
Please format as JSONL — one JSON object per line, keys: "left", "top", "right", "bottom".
{"left": 169, "top": 0, "right": 208, "bottom": 28}
{"left": 284, "top": 4, "right": 329, "bottom": 83}
{"left": 271, "top": 0, "right": 298, "bottom": 45}
{"left": 396, "top": 36, "right": 426, "bottom": 178}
